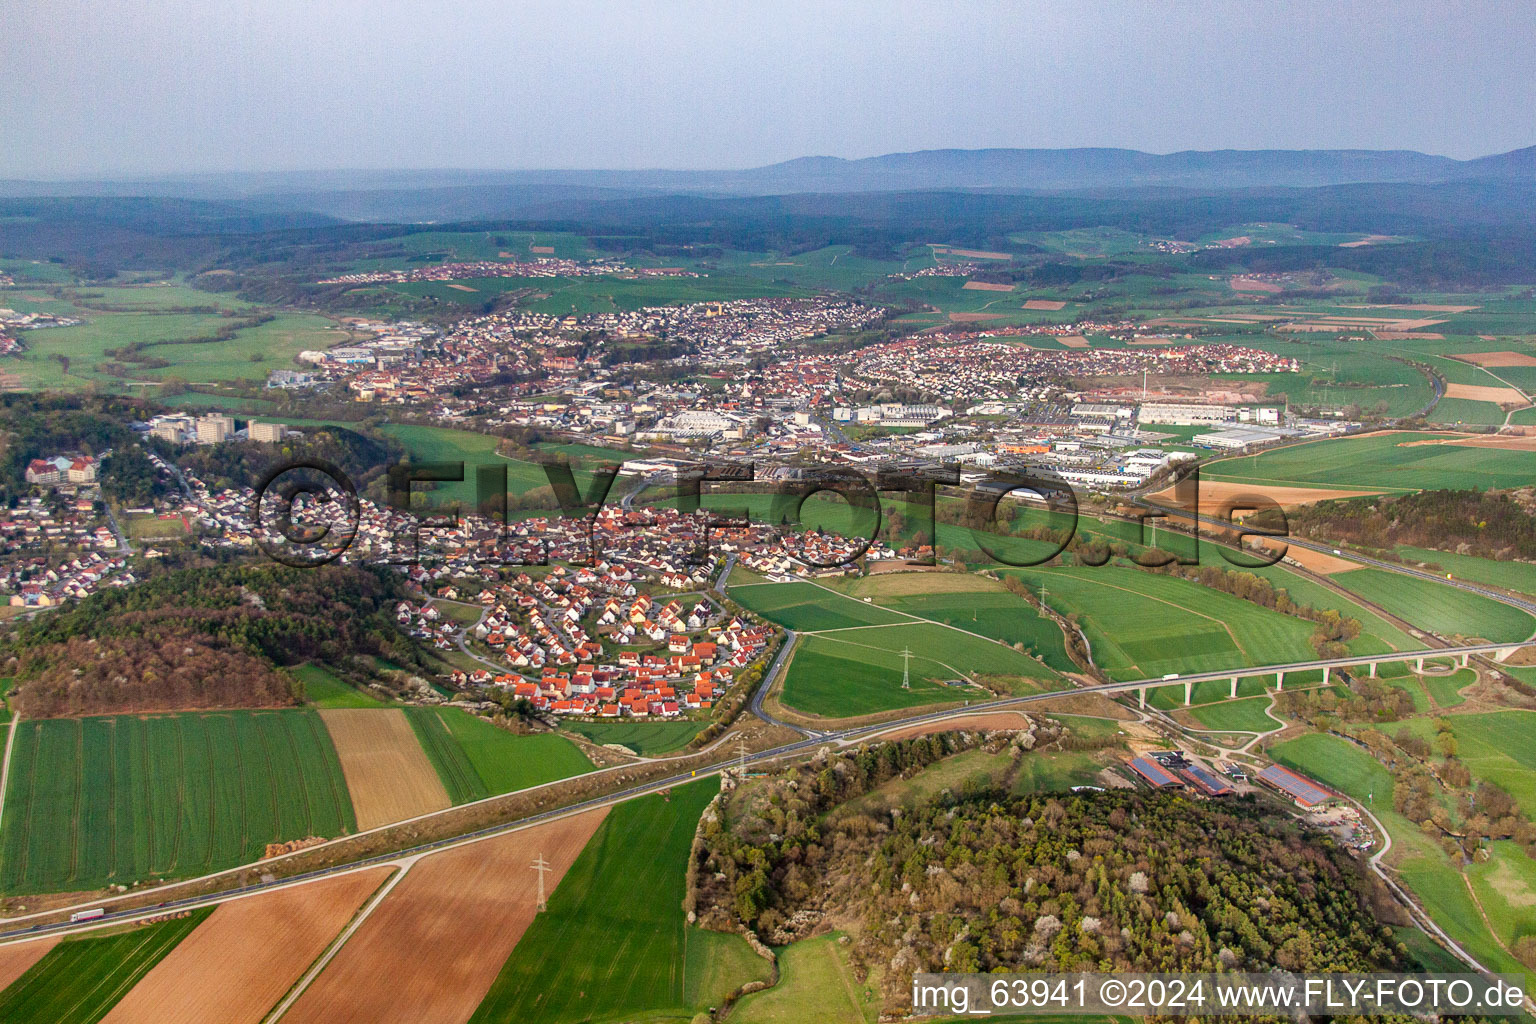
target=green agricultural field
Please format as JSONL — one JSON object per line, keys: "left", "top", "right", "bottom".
{"left": 1396, "top": 926, "right": 1470, "bottom": 973}
{"left": 293, "top": 663, "right": 393, "bottom": 708}
{"left": 404, "top": 708, "right": 593, "bottom": 804}
{"left": 686, "top": 245, "right": 910, "bottom": 292}
{"left": 1396, "top": 546, "right": 1536, "bottom": 598}
{"left": 1430, "top": 398, "right": 1511, "bottom": 427}
{"left": 469, "top": 777, "right": 770, "bottom": 1023}
{"left": 870, "top": 589, "right": 1076, "bottom": 672}
{"left": 346, "top": 229, "right": 595, "bottom": 269}
{"left": 0, "top": 711, "right": 356, "bottom": 893}
{"left": 729, "top": 581, "right": 909, "bottom": 632}
{"left": 1216, "top": 350, "right": 1432, "bottom": 419}
{"left": 781, "top": 635, "right": 988, "bottom": 717}
{"left": 1398, "top": 854, "right": 1528, "bottom": 980}
{"left": 731, "top": 932, "right": 879, "bottom": 1024}
{"left": 1187, "top": 696, "right": 1280, "bottom": 733}
{"left": 1330, "top": 569, "right": 1536, "bottom": 642}
{"left": 1184, "top": 538, "right": 1417, "bottom": 652}
{"left": 780, "top": 621, "right": 1053, "bottom": 718}
{"left": 1002, "top": 565, "right": 1326, "bottom": 681}
{"left": 1203, "top": 431, "right": 1536, "bottom": 493}
{"left": 0, "top": 910, "right": 211, "bottom": 1024}
{"left": 54, "top": 281, "right": 252, "bottom": 311}
{"left": 560, "top": 719, "right": 703, "bottom": 755}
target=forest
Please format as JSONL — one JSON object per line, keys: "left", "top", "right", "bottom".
{"left": 692, "top": 734, "right": 1405, "bottom": 1016}
{"left": 0, "top": 393, "right": 149, "bottom": 500}
{"left": 1262, "top": 488, "right": 1536, "bottom": 564}
{"left": 176, "top": 423, "right": 403, "bottom": 494}
{"left": 7, "top": 178, "right": 1536, "bottom": 290}
{"left": 3, "top": 561, "right": 419, "bottom": 716}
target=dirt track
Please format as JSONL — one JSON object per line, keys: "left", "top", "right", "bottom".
{"left": 100, "top": 868, "right": 392, "bottom": 1024}
{"left": 281, "top": 808, "right": 609, "bottom": 1024}
{"left": 320, "top": 709, "right": 452, "bottom": 830}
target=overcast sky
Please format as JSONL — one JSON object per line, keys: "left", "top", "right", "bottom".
{"left": 3, "top": 0, "right": 1534, "bottom": 178}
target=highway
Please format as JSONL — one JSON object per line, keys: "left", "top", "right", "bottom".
{"left": 8, "top": 629, "right": 1534, "bottom": 946}
{"left": 1132, "top": 492, "right": 1536, "bottom": 622}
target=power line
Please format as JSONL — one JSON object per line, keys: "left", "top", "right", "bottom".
{"left": 531, "top": 854, "right": 551, "bottom": 912}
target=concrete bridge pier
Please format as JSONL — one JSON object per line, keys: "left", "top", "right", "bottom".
{"left": 1275, "top": 671, "right": 1284, "bottom": 691}
{"left": 1184, "top": 680, "right": 1193, "bottom": 705}
{"left": 1322, "top": 665, "right": 1330, "bottom": 684}
{"left": 1459, "top": 652, "right": 1470, "bottom": 669}
{"left": 1415, "top": 656, "right": 1425, "bottom": 672}
{"left": 1230, "top": 676, "right": 1239, "bottom": 699}
{"left": 1139, "top": 687, "right": 1147, "bottom": 709}
{"left": 1368, "top": 661, "right": 1377, "bottom": 678}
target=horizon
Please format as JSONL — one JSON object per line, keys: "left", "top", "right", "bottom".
{"left": 6, "top": 141, "right": 1536, "bottom": 185}
{"left": 4, "top": 0, "right": 1535, "bottom": 178}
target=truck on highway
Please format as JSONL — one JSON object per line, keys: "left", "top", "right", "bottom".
{"left": 69, "top": 908, "right": 105, "bottom": 923}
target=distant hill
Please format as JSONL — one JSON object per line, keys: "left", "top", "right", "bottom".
{"left": 4, "top": 145, "right": 1534, "bottom": 220}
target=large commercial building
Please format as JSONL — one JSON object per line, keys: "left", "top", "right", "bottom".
{"left": 1256, "top": 764, "right": 1338, "bottom": 808}
{"left": 1136, "top": 402, "right": 1236, "bottom": 426}
{"left": 196, "top": 414, "right": 235, "bottom": 445}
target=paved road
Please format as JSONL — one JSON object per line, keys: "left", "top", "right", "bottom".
{"left": 713, "top": 553, "right": 736, "bottom": 595}
{"left": 8, "top": 630, "right": 1535, "bottom": 948}
{"left": 748, "top": 629, "right": 823, "bottom": 737}
{"left": 103, "top": 503, "right": 132, "bottom": 555}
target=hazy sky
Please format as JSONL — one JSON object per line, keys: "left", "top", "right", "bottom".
{"left": 3, "top": 0, "right": 1534, "bottom": 178}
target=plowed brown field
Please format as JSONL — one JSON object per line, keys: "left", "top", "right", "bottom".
{"left": 320, "top": 709, "right": 451, "bottom": 830}
{"left": 0, "top": 937, "right": 58, "bottom": 993}
{"left": 281, "top": 807, "right": 609, "bottom": 1024}
{"left": 100, "top": 868, "right": 391, "bottom": 1024}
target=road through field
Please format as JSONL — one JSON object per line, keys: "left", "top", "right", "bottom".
{"left": 100, "top": 867, "right": 392, "bottom": 1024}
{"left": 278, "top": 807, "right": 608, "bottom": 1024}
